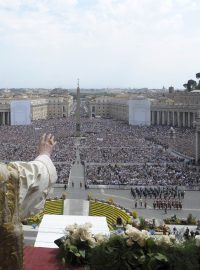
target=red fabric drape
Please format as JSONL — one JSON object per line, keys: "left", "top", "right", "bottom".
{"left": 24, "top": 246, "right": 83, "bottom": 270}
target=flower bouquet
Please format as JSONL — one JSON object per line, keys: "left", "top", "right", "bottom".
{"left": 57, "top": 222, "right": 107, "bottom": 267}
{"left": 58, "top": 223, "right": 200, "bottom": 270}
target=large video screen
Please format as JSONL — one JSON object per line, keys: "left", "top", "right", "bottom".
{"left": 10, "top": 100, "right": 31, "bottom": 125}
{"left": 128, "top": 99, "right": 150, "bottom": 126}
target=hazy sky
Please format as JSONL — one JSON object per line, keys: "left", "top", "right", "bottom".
{"left": 0, "top": 0, "right": 200, "bottom": 89}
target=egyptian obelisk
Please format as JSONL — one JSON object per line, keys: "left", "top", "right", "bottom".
{"left": 76, "top": 79, "right": 81, "bottom": 137}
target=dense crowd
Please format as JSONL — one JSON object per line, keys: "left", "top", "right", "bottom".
{"left": 55, "top": 164, "right": 72, "bottom": 184}
{"left": 0, "top": 113, "right": 198, "bottom": 187}
{"left": 82, "top": 120, "right": 198, "bottom": 187}
{"left": 0, "top": 118, "right": 77, "bottom": 183}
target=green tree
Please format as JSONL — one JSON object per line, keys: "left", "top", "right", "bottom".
{"left": 186, "top": 79, "right": 197, "bottom": 91}
{"left": 183, "top": 83, "right": 188, "bottom": 90}
{"left": 196, "top": 72, "right": 200, "bottom": 89}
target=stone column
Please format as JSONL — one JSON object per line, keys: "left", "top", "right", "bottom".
{"left": 188, "top": 112, "right": 191, "bottom": 127}
{"left": 5, "top": 112, "right": 7, "bottom": 125}
{"left": 193, "top": 112, "right": 196, "bottom": 127}
{"left": 183, "top": 112, "right": 185, "bottom": 127}
{"left": 162, "top": 111, "right": 165, "bottom": 125}
{"left": 168, "top": 112, "right": 170, "bottom": 125}
{"left": 8, "top": 112, "right": 11, "bottom": 125}
{"left": 6, "top": 112, "right": 10, "bottom": 125}
{"left": 172, "top": 111, "right": 175, "bottom": 126}
{"left": 157, "top": 111, "right": 160, "bottom": 125}
{"left": 177, "top": 111, "right": 180, "bottom": 127}
{"left": 151, "top": 111, "right": 153, "bottom": 125}
{"left": 2, "top": 112, "right": 5, "bottom": 125}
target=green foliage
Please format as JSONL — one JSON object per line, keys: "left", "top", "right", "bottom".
{"left": 183, "top": 72, "right": 200, "bottom": 91}
{"left": 164, "top": 214, "right": 197, "bottom": 225}
{"left": 160, "top": 240, "right": 200, "bottom": 270}
{"left": 132, "top": 210, "right": 138, "bottom": 219}
{"left": 88, "top": 235, "right": 145, "bottom": 270}
{"left": 187, "top": 213, "right": 196, "bottom": 225}
{"left": 58, "top": 230, "right": 200, "bottom": 270}
{"left": 139, "top": 217, "right": 147, "bottom": 230}
{"left": 58, "top": 242, "right": 87, "bottom": 266}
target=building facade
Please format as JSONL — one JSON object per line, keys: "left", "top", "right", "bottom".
{"left": 88, "top": 92, "right": 200, "bottom": 128}
{"left": 0, "top": 94, "right": 73, "bottom": 125}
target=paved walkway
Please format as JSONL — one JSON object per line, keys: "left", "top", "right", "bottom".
{"left": 63, "top": 199, "right": 89, "bottom": 215}
{"left": 64, "top": 137, "right": 89, "bottom": 215}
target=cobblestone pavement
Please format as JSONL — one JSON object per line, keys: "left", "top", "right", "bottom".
{"left": 53, "top": 186, "right": 200, "bottom": 220}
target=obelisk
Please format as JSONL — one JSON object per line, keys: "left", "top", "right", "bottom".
{"left": 195, "top": 111, "right": 200, "bottom": 164}
{"left": 76, "top": 79, "right": 81, "bottom": 137}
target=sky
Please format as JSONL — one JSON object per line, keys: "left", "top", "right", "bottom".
{"left": 0, "top": 0, "right": 200, "bottom": 89}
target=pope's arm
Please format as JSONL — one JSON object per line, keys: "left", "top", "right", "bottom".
{"left": 9, "top": 134, "right": 57, "bottom": 219}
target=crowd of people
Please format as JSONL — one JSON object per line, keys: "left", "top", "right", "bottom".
{"left": 0, "top": 114, "right": 198, "bottom": 187}
{"left": 131, "top": 186, "right": 185, "bottom": 199}
{"left": 130, "top": 187, "right": 185, "bottom": 211}
{"left": 85, "top": 161, "right": 199, "bottom": 187}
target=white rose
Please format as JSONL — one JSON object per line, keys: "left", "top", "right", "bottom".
{"left": 65, "top": 223, "right": 78, "bottom": 233}
{"left": 141, "top": 230, "right": 150, "bottom": 239}
{"left": 125, "top": 225, "right": 141, "bottom": 242}
{"left": 95, "top": 233, "right": 106, "bottom": 244}
{"left": 71, "top": 230, "right": 80, "bottom": 242}
{"left": 137, "top": 236, "right": 146, "bottom": 247}
{"left": 156, "top": 235, "right": 172, "bottom": 247}
{"left": 87, "top": 237, "right": 96, "bottom": 247}
{"left": 79, "top": 228, "right": 92, "bottom": 241}
{"left": 126, "top": 238, "right": 134, "bottom": 246}
{"left": 169, "top": 234, "right": 176, "bottom": 243}
{"left": 195, "top": 235, "right": 200, "bottom": 247}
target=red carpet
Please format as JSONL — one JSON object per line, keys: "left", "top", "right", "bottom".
{"left": 24, "top": 246, "right": 83, "bottom": 270}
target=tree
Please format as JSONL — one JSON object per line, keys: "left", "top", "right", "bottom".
{"left": 196, "top": 72, "right": 200, "bottom": 79}
{"left": 187, "top": 79, "right": 197, "bottom": 91}
{"left": 196, "top": 72, "right": 200, "bottom": 89}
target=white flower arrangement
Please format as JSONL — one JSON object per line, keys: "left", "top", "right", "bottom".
{"left": 125, "top": 224, "right": 150, "bottom": 247}
{"left": 195, "top": 235, "right": 200, "bottom": 247}
{"left": 58, "top": 223, "right": 200, "bottom": 269}
{"left": 65, "top": 222, "right": 106, "bottom": 248}
{"left": 156, "top": 235, "right": 174, "bottom": 247}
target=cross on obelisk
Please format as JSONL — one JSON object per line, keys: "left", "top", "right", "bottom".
{"left": 76, "top": 78, "right": 81, "bottom": 137}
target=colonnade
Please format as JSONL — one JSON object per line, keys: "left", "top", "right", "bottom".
{"left": 0, "top": 112, "right": 10, "bottom": 125}
{"left": 195, "top": 112, "right": 200, "bottom": 164}
{"left": 151, "top": 110, "right": 196, "bottom": 127}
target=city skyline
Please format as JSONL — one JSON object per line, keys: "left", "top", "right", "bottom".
{"left": 0, "top": 0, "right": 199, "bottom": 89}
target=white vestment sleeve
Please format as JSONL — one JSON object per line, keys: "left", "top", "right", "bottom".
{"left": 9, "top": 155, "right": 57, "bottom": 219}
